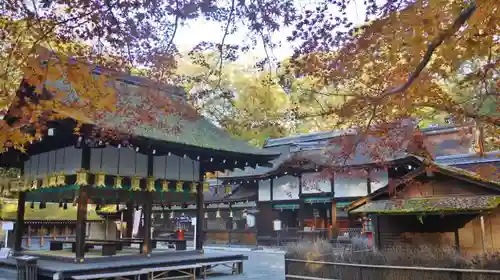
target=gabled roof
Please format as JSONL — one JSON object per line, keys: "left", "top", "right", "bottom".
{"left": 435, "top": 151, "right": 500, "bottom": 166}
{"left": 346, "top": 156, "right": 500, "bottom": 213}
{"left": 350, "top": 195, "right": 500, "bottom": 214}
{"left": 222, "top": 123, "right": 475, "bottom": 181}
{"left": 14, "top": 48, "right": 279, "bottom": 159}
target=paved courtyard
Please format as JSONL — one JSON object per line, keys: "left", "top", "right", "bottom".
{"left": 205, "top": 248, "right": 285, "bottom": 280}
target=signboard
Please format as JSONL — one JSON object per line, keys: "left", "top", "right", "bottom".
{"left": 0, "top": 248, "right": 10, "bottom": 259}
{"left": 246, "top": 215, "right": 255, "bottom": 227}
{"left": 273, "top": 219, "right": 282, "bottom": 231}
{"left": 2, "top": 222, "right": 13, "bottom": 231}
{"left": 191, "top": 217, "right": 197, "bottom": 226}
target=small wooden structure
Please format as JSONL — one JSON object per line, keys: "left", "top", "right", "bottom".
{"left": 0, "top": 49, "right": 277, "bottom": 277}
{"left": 153, "top": 181, "right": 259, "bottom": 245}
{"left": 1, "top": 199, "right": 103, "bottom": 249}
{"left": 347, "top": 156, "right": 500, "bottom": 255}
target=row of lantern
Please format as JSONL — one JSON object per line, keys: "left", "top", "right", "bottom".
{"left": 7, "top": 170, "right": 234, "bottom": 194}
{"left": 158, "top": 208, "right": 247, "bottom": 220}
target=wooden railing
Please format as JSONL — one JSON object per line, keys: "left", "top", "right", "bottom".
{"left": 285, "top": 258, "right": 500, "bottom": 280}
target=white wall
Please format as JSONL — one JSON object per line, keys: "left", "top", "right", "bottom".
{"left": 273, "top": 175, "right": 300, "bottom": 200}
{"left": 154, "top": 154, "right": 199, "bottom": 180}
{"left": 25, "top": 146, "right": 200, "bottom": 180}
{"left": 24, "top": 147, "right": 82, "bottom": 178}
{"left": 301, "top": 172, "right": 332, "bottom": 194}
{"left": 258, "top": 179, "right": 271, "bottom": 201}
{"left": 334, "top": 171, "right": 368, "bottom": 197}
{"left": 370, "top": 169, "right": 388, "bottom": 192}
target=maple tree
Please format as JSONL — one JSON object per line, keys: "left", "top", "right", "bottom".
{"left": 284, "top": 0, "right": 498, "bottom": 152}
{"left": 0, "top": 0, "right": 498, "bottom": 162}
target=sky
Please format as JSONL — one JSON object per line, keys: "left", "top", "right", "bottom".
{"left": 172, "top": 0, "right": 369, "bottom": 65}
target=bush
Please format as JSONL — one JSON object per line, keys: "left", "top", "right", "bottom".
{"left": 285, "top": 241, "right": 500, "bottom": 280}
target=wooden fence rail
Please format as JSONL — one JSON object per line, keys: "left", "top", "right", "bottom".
{"left": 285, "top": 258, "right": 500, "bottom": 280}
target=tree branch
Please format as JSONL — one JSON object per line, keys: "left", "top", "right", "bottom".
{"left": 374, "top": 1, "right": 477, "bottom": 100}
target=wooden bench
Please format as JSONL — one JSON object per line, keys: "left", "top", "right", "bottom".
{"left": 120, "top": 238, "right": 187, "bottom": 251}
{"left": 71, "top": 269, "right": 144, "bottom": 280}
{"left": 86, "top": 239, "right": 124, "bottom": 251}
{"left": 197, "top": 260, "right": 244, "bottom": 279}
{"left": 142, "top": 264, "right": 201, "bottom": 280}
{"left": 154, "top": 239, "right": 187, "bottom": 251}
{"left": 50, "top": 240, "right": 118, "bottom": 256}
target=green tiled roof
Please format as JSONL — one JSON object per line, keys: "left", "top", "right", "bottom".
{"left": 25, "top": 51, "right": 279, "bottom": 158}
{"left": 350, "top": 195, "right": 500, "bottom": 214}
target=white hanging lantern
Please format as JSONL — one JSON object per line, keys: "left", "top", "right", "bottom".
{"left": 216, "top": 209, "right": 221, "bottom": 218}
{"left": 169, "top": 211, "right": 174, "bottom": 219}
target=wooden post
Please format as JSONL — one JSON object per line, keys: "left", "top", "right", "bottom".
{"left": 13, "top": 191, "right": 26, "bottom": 255}
{"left": 330, "top": 176, "right": 337, "bottom": 236}
{"left": 454, "top": 229, "right": 460, "bottom": 253}
{"left": 40, "top": 227, "right": 44, "bottom": 247}
{"left": 480, "top": 215, "right": 486, "bottom": 253}
{"left": 228, "top": 204, "right": 233, "bottom": 245}
{"left": 331, "top": 200, "right": 337, "bottom": 234}
{"left": 27, "top": 225, "right": 31, "bottom": 248}
{"left": 75, "top": 144, "right": 91, "bottom": 261}
{"left": 125, "top": 202, "right": 134, "bottom": 238}
{"left": 142, "top": 151, "right": 154, "bottom": 255}
{"left": 75, "top": 186, "right": 89, "bottom": 261}
{"left": 298, "top": 175, "right": 305, "bottom": 229}
{"left": 195, "top": 164, "right": 205, "bottom": 251}
{"left": 52, "top": 225, "right": 57, "bottom": 240}
{"left": 104, "top": 216, "right": 108, "bottom": 240}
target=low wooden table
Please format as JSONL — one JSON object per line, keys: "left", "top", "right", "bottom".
{"left": 119, "top": 238, "right": 187, "bottom": 251}
{"left": 49, "top": 240, "right": 118, "bottom": 256}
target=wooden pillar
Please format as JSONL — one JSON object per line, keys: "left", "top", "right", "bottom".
{"left": 454, "top": 229, "right": 460, "bottom": 253}
{"left": 228, "top": 204, "right": 233, "bottom": 245}
{"left": 27, "top": 225, "right": 31, "bottom": 248}
{"left": 372, "top": 215, "right": 380, "bottom": 250}
{"left": 75, "top": 186, "right": 89, "bottom": 261}
{"left": 52, "top": 225, "right": 57, "bottom": 240}
{"left": 75, "top": 144, "right": 91, "bottom": 261}
{"left": 142, "top": 151, "right": 154, "bottom": 255}
{"left": 13, "top": 191, "right": 26, "bottom": 255}
{"left": 330, "top": 176, "right": 337, "bottom": 235}
{"left": 480, "top": 215, "right": 486, "bottom": 253}
{"left": 195, "top": 164, "right": 205, "bottom": 251}
{"left": 331, "top": 200, "right": 337, "bottom": 232}
{"left": 104, "top": 216, "right": 108, "bottom": 240}
{"left": 298, "top": 175, "right": 305, "bottom": 229}
{"left": 124, "top": 202, "right": 134, "bottom": 238}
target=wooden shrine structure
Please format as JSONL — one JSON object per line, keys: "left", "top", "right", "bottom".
{"left": 0, "top": 49, "right": 278, "bottom": 278}
{"left": 220, "top": 123, "right": 479, "bottom": 244}
{"left": 347, "top": 156, "right": 500, "bottom": 255}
